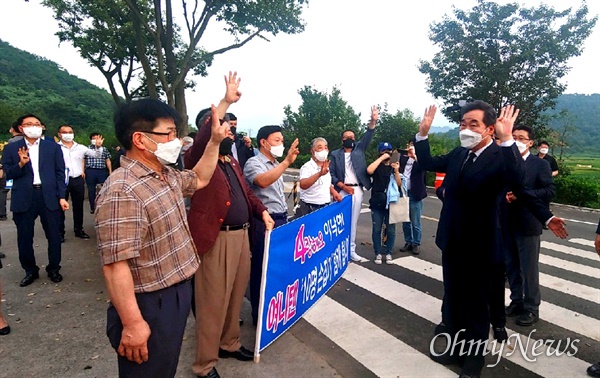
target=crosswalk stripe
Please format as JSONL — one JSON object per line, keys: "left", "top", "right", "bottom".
{"left": 540, "top": 254, "right": 600, "bottom": 279}
{"left": 305, "top": 295, "right": 456, "bottom": 378}
{"left": 569, "top": 238, "right": 595, "bottom": 248}
{"left": 343, "top": 263, "right": 592, "bottom": 377}
{"left": 542, "top": 241, "right": 598, "bottom": 262}
{"left": 391, "top": 256, "right": 600, "bottom": 341}
{"left": 538, "top": 272, "right": 600, "bottom": 303}
{"left": 562, "top": 218, "right": 598, "bottom": 226}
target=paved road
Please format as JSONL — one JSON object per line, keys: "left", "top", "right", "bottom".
{"left": 0, "top": 175, "right": 598, "bottom": 377}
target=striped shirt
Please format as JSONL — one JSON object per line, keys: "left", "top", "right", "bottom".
{"left": 85, "top": 144, "right": 111, "bottom": 169}
{"left": 95, "top": 156, "right": 199, "bottom": 293}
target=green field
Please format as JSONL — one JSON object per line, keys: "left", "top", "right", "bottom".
{"left": 562, "top": 156, "right": 600, "bottom": 180}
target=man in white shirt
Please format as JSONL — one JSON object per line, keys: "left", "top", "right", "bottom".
{"left": 296, "top": 137, "right": 342, "bottom": 217}
{"left": 57, "top": 125, "right": 105, "bottom": 241}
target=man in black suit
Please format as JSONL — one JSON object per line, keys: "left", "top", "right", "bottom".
{"left": 1, "top": 114, "right": 69, "bottom": 286}
{"left": 414, "top": 102, "right": 567, "bottom": 377}
{"left": 227, "top": 113, "right": 255, "bottom": 169}
{"left": 504, "top": 125, "right": 555, "bottom": 327}
{"left": 399, "top": 140, "right": 427, "bottom": 255}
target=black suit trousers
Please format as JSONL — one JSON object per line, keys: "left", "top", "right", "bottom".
{"left": 13, "top": 188, "right": 62, "bottom": 274}
{"left": 61, "top": 176, "right": 86, "bottom": 234}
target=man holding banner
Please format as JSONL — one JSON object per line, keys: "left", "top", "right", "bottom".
{"left": 186, "top": 111, "right": 274, "bottom": 378}
{"left": 244, "top": 125, "right": 299, "bottom": 326}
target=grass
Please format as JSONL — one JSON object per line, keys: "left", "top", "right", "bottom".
{"left": 561, "top": 156, "right": 600, "bottom": 180}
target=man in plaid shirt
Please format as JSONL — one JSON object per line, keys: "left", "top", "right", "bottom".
{"left": 85, "top": 132, "right": 112, "bottom": 213}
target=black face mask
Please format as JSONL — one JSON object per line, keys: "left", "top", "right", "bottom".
{"left": 219, "top": 138, "right": 234, "bottom": 156}
{"left": 343, "top": 139, "right": 355, "bottom": 149}
{"left": 230, "top": 126, "right": 237, "bottom": 135}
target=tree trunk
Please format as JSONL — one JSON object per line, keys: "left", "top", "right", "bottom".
{"left": 174, "top": 81, "right": 189, "bottom": 136}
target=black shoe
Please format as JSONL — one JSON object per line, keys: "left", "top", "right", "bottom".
{"left": 505, "top": 301, "right": 524, "bottom": 317}
{"left": 587, "top": 362, "right": 600, "bottom": 378}
{"left": 0, "top": 215, "right": 7, "bottom": 221}
{"left": 20, "top": 272, "right": 40, "bottom": 287}
{"left": 197, "top": 367, "right": 220, "bottom": 378}
{"left": 218, "top": 346, "right": 253, "bottom": 361}
{"left": 48, "top": 271, "right": 63, "bottom": 283}
{"left": 0, "top": 325, "right": 10, "bottom": 335}
{"left": 434, "top": 322, "right": 448, "bottom": 335}
{"left": 75, "top": 230, "right": 90, "bottom": 239}
{"left": 90, "top": 209, "right": 95, "bottom": 214}
{"left": 0, "top": 252, "right": 5, "bottom": 259}
{"left": 399, "top": 243, "right": 413, "bottom": 252}
{"left": 60, "top": 234, "right": 65, "bottom": 243}
{"left": 493, "top": 327, "right": 508, "bottom": 342}
{"left": 239, "top": 318, "right": 244, "bottom": 326}
{"left": 516, "top": 311, "right": 538, "bottom": 326}
{"left": 411, "top": 245, "right": 420, "bottom": 255}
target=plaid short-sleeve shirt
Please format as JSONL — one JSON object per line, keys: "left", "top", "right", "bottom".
{"left": 85, "top": 145, "right": 111, "bottom": 169}
{"left": 95, "top": 156, "right": 199, "bottom": 293}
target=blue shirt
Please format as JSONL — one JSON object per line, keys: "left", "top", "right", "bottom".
{"left": 243, "top": 152, "right": 287, "bottom": 214}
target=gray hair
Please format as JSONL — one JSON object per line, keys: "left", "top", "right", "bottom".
{"left": 311, "top": 137, "right": 327, "bottom": 149}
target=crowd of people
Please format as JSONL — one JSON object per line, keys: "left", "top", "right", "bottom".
{"left": 0, "top": 72, "right": 598, "bottom": 378}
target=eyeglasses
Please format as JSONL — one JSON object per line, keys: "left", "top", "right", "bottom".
{"left": 145, "top": 130, "right": 177, "bottom": 138}
{"left": 21, "top": 123, "right": 43, "bottom": 127}
{"left": 513, "top": 136, "right": 530, "bottom": 142}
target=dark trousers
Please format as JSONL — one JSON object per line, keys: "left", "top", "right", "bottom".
{"left": 295, "top": 200, "right": 328, "bottom": 218}
{"left": 488, "top": 261, "right": 506, "bottom": 328}
{"left": 250, "top": 213, "right": 287, "bottom": 324}
{"left": 505, "top": 233, "right": 541, "bottom": 314}
{"left": 60, "top": 176, "right": 86, "bottom": 234}
{"left": 441, "top": 245, "right": 490, "bottom": 375}
{"left": 0, "top": 175, "right": 8, "bottom": 217}
{"left": 85, "top": 168, "right": 108, "bottom": 211}
{"left": 13, "top": 188, "right": 62, "bottom": 275}
{"left": 107, "top": 280, "right": 192, "bottom": 378}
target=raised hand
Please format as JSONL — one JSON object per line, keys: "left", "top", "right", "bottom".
{"left": 368, "top": 105, "right": 379, "bottom": 128}
{"left": 224, "top": 71, "right": 242, "bottom": 105}
{"left": 319, "top": 160, "right": 330, "bottom": 176}
{"left": 284, "top": 138, "right": 300, "bottom": 165}
{"left": 209, "top": 104, "right": 230, "bottom": 144}
{"left": 18, "top": 146, "right": 30, "bottom": 167}
{"left": 418, "top": 105, "right": 437, "bottom": 137}
{"left": 95, "top": 135, "right": 105, "bottom": 147}
{"left": 495, "top": 104, "right": 520, "bottom": 142}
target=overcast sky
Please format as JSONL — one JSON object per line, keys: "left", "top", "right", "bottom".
{"left": 1, "top": 0, "right": 598, "bottom": 136}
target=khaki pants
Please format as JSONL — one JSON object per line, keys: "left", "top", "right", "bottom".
{"left": 193, "top": 228, "right": 251, "bottom": 376}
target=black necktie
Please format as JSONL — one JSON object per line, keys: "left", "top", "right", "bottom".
{"left": 461, "top": 152, "right": 476, "bottom": 174}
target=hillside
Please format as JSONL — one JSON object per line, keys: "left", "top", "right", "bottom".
{"left": 0, "top": 39, "right": 116, "bottom": 145}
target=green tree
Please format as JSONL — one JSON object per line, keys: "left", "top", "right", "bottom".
{"left": 42, "top": 0, "right": 308, "bottom": 128}
{"left": 282, "top": 85, "right": 362, "bottom": 157}
{"left": 419, "top": 0, "right": 597, "bottom": 135}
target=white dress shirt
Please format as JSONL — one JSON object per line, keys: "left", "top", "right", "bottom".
{"left": 59, "top": 142, "right": 103, "bottom": 178}
{"left": 25, "top": 139, "right": 41, "bottom": 185}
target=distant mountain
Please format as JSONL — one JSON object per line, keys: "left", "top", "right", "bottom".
{"left": 0, "top": 39, "right": 116, "bottom": 145}
{"left": 430, "top": 126, "right": 457, "bottom": 134}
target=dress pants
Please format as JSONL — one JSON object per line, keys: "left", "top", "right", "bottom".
{"left": 505, "top": 234, "right": 541, "bottom": 314}
{"left": 250, "top": 214, "right": 287, "bottom": 324}
{"left": 193, "top": 228, "right": 251, "bottom": 376}
{"left": 60, "top": 176, "right": 86, "bottom": 235}
{"left": 13, "top": 188, "right": 62, "bottom": 275}
{"left": 107, "top": 280, "right": 192, "bottom": 378}
{"left": 340, "top": 186, "right": 364, "bottom": 254}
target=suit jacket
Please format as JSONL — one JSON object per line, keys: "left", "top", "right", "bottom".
{"left": 415, "top": 139, "right": 552, "bottom": 262}
{"left": 233, "top": 137, "right": 255, "bottom": 169}
{"left": 400, "top": 155, "right": 427, "bottom": 201}
{"left": 184, "top": 126, "right": 267, "bottom": 255}
{"left": 1, "top": 138, "right": 66, "bottom": 213}
{"left": 330, "top": 128, "right": 375, "bottom": 191}
{"left": 507, "top": 154, "right": 555, "bottom": 236}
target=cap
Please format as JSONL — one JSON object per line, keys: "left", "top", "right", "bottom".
{"left": 378, "top": 141, "right": 393, "bottom": 153}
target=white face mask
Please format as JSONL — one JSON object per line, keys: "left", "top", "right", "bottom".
{"left": 515, "top": 141, "right": 528, "bottom": 154}
{"left": 539, "top": 147, "right": 549, "bottom": 155}
{"left": 23, "top": 126, "right": 43, "bottom": 139}
{"left": 90, "top": 139, "right": 97, "bottom": 146}
{"left": 61, "top": 133, "right": 74, "bottom": 143}
{"left": 143, "top": 134, "right": 182, "bottom": 165}
{"left": 459, "top": 129, "right": 487, "bottom": 150}
{"left": 268, "top": 142, "right": 285, "bottom": 158}
{"left": 314, "top": 149, "right": 328, "bottom": 162}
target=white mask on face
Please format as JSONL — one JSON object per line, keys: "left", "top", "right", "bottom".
{"left": 268, "top": 142, "right": 285, "bottom": 158}
{"left": 539, "top": 147, "right": 549, "bottom": 155}
{"left": 90, "top": 139, "right": 97, "bottom": 146}
{"left": 61, "top": 133, "right": 74, "bottom": 143}
{"left": 515, "top": 141, "right": 528, "bottom": 154}
{"left": 459, "top": 128, "right": 487, "bottom": 150}
{"left": 314, "top": 149, "right": 329, "bottom": 162}
{"left": 23, "top": 126, "right": 43, "bottom": 139}
{"left": 143, "top": 134, "right": 182, "bottom": 165}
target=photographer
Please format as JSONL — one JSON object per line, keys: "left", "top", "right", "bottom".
{"left": 227, "top": 113, "right": 255, "bottom": 169}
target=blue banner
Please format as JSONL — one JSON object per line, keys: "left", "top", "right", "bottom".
{"left": 255, "top": 195, "right": 352, "bottom": 354}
